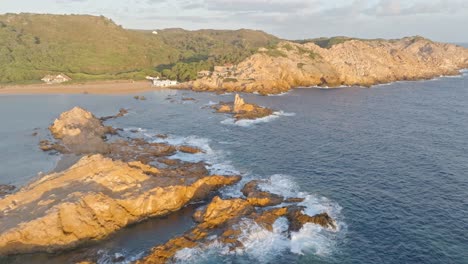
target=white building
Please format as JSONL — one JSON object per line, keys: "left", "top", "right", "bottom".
{"left": 146, "top": 76, "right": 178, "bottom": 87}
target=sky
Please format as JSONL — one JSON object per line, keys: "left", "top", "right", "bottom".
{"left": 1, "top": 0, "right": 467, "bottom": 42}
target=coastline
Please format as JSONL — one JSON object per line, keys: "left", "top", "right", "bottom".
{"left": 1, "top": 68, "right": 466, "bottom": 96}
{"left": 0, "top": 80, "right": 165, "bottom": 95}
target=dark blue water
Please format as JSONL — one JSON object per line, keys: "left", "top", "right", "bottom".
{"left": 0, "top": 72, "right": 467, "bottom": 263}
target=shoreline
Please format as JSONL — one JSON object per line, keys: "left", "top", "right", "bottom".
{"left": 0, "top": 80, "right": 166, "bottom": 95}
{"left": 1, "top": 68, "right": 466, "bottom": 96}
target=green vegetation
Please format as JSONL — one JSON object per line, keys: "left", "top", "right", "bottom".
{"left": 0, "top": 13, "right": 279, "bottom": 84}
{"left": 294, "top": 36, "right": 357, "bottom": 49}
{"left": 264, "top": 49, "right": 287, "bottom": 58}
{"left": 282, "top": 43, "right": 294, "bottom": 51}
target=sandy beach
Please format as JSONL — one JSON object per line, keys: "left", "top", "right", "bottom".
{"left": 0, "top": 80, "right": 164, "bottom": 95}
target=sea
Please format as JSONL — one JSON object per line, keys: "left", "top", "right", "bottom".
{"left": 0, "top": 69, "right": 467, "bottom": 263}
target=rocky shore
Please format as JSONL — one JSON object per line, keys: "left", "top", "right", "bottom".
{"left": 212, "top": 94, "right": 273, "bottom": 120}
{"left": 0, "top": 107, "right": 241, "bottom": 255}
{"left": 190, "top": 37, "right": 468, "bottom": 94}
{"left": 0, "top": 106, "right": 336, "bottom": 263}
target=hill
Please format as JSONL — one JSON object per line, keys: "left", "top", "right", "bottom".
{"left": 0, "top": 13, "right": 279, "bottom": 84}
{"left": 192, "top": 37, "right": 468, "bottom": 94}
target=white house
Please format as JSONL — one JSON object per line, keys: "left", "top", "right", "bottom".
{"left": 152, "top": 31, "right": 158, "bottom": 35}
{"left": 146, "top": 76, "right": 177, "bottom": 87}
{"left": 41, "top": 74, "right": 72, "bottom": 84}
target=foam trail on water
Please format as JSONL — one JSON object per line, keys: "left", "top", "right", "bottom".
{"left": 221, "top": 111, "right": 295, "bottom": 127}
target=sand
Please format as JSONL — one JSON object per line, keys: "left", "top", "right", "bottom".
{"left": 0, "top": 80, "right": 167, "bottom": 95}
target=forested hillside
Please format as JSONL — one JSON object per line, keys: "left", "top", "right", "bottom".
{"left": 0, "top": 13, "right": 279, "bottom": 84}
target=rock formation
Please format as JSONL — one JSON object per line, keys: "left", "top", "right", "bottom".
{"left": 212, "top": 94, "right": 273, "bottom": 120}
{"left": 47, "top": 107, "right": 113, "bottom": 154}
{"left": 191, "top": 37, "right": 468, "bottom": 94}
{"left": 0, "top": 107, "right": 242, "bottom": 255}
{"left": 0, "top": 184, "right": 15, "bottom": 198}
{"left": 138, "top": 190, "right": 336, "bottom": 264}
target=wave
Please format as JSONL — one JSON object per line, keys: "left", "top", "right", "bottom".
{"left": 221, "top": 111, "right": 296, "bottom": 127}
{"left": 118, "top": 130, "right": 344, "bottom": 263}
{"left": 173, "top": 174, "right": 346, "bottom": 263}
{"left": 267, "top": 91, "right": 292, "bottom": 96}
{"left": 120, "top": 128, "right": 239, "bottom": 176}
{"left": 96, "top": 249, "right": 145, "bottom": 264}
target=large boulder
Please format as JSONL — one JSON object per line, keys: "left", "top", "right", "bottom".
{"left": 48, "top": 107, "right": 112, "bottom": 154}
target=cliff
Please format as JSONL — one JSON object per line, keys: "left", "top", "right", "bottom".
{"left": 191, "top": 37, "right": 468, "bottom": 94}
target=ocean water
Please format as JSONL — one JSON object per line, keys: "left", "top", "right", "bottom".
{"left": 0, "top": 71, "right": 467, "bottom": 263}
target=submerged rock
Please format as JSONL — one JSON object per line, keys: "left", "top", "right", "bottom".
{"left": 99, "top": 108, "right": 129, "bottom": 122}
{"left": 0, "top": 184, "right": 15, "bottom": 198}
{"left": 212, "top": 94, "right": 273, "bottom": 120}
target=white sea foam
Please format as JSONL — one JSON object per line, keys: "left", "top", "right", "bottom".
{"left": 221, "top": 111, "right": 296, "bottom": 127}
{"left": 118, "top": 130, "right": 345, "bottom": 262}
{"left": 96, "top": 250, "right": 145, "bottom": 264}
{"left": 268, "top": 91, "right": 291, "bottom": 96}
{"left": 172, "top": 174, "right": 345, "bottom": 263}
{"left": 205, "top": 100, "right": 218, "bottom": 106}
{"left": 121, "top": 128, "right": 239, "bottom": 176}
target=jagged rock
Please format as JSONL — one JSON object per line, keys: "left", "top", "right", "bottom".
{"left": 233, "top": 94, "right": 246, "bottom": 113}
{"left": 213, "top": 94, "right": 273, "bottom": 120}
{"left": 284, "top": 197, "right": 305, "bottom": 203}
{"left": 100, "top": 108, "right": 129, "bottom": 121}
{"left": 0, "top": 184, "right": 15, "bottom": 198}
{"left": 177, "top": 145, "right": 204, "bottom": 154}
{"left": 108, "top": 138, "right": 176, "bottom": 164}
{"left": 0, "top": 155, "right": 241, "bottom": 255}
{"left": 191, "top": 37, "right": 468, "bottom": 94}
{"left": 286, "top": 206, "right": 336, "bottom": 231}
{"left": 138, "top": 196, "right": 336, "bottom": 263}
{"left": 241, "top": 180, "right": 284, "bottom": 207}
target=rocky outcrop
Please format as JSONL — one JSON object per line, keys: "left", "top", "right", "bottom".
{"left": 138, "top": 193, "right": 336, "bottom": 264}
{"left": 212, "top": 94, "right": 273, "bottom": 120}
{"left": 0, "top": 155, "right": 241, "bottom": 255}
{"left": 48, "top": 107, "right": 113, "bottom": 154}
{"left": 0, "top": 107, "right": 242, "bottom": 255}
{"left": 191, "top": 37, "right": 468, "bottom": 94}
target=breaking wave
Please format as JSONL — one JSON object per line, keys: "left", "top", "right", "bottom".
{"left": 173, "top": 174, "right": 346, "bottom": 263}
{"left": 221, "top": 111, "right": 296, "bottom": 127}
{"left": 120, "top": 128, "right": 239, "bottom": 176}
{"left": 118, "top": 130, "right": 345, "bottom": 263}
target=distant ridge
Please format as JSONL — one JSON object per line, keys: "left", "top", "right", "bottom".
{"left": 0, "top": 13, "right": 278, "bottom": 83}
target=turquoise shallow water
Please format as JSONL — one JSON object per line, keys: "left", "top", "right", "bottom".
{"left": 0, "top": 71, "right": 467, "bottom": 263}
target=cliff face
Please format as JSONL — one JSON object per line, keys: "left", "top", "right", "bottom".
{"left": 192, "top": 37, "right": 468, "bottom": 94}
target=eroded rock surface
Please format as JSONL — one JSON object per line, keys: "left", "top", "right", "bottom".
{"left": 48, "top": 107, "right": 113, "bottom": 154}
{"left": 212, "top": 94, "right": 273, "bottom": 120}
{"left": 138, "top": 193, "right": 336, "bottom": 264}
{"left": 0, "top": 107, "right": 242, "bottom": 255}
{"left": 191, "top": 37, "right": 468, "bottom": 94}
{"left": 0, "top": 154, "right": 241, "bottom": 255}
